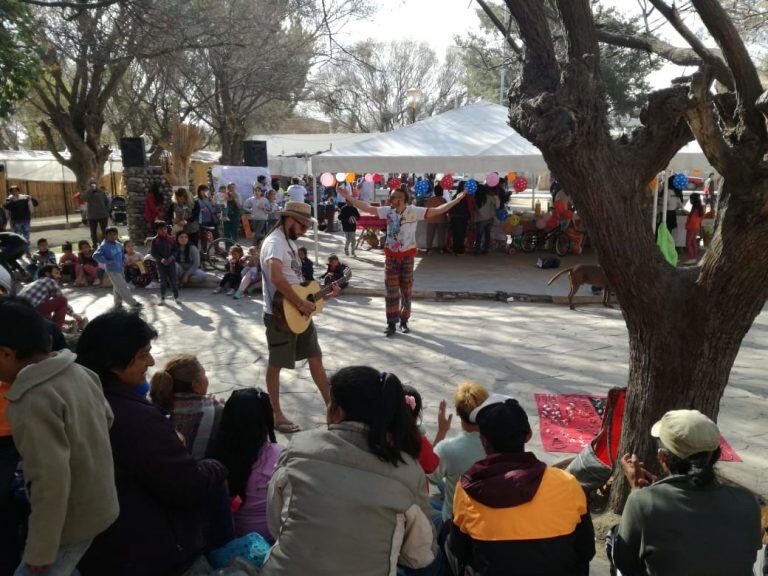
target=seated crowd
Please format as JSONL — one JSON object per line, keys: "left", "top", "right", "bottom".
{"left": 0, "top": 293, "right": 764, "bottom": 576}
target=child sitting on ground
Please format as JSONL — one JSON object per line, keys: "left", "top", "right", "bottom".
{"left": 214, "top": 245, "right": 244, "bottom": 295}
{"left": 298, "top": 246, "right": 314, "bottom": 281}
{"left": 28, "top": 238, "right": 57, "bottom": 278}
{"left": 320, "top": 254, "right": 350, "bottom": 290}
{"left": 75, "top": 240, "right": 100, "bottom": 287}
{"left": 58, "top": 242, "right": 78, "bottom": 283}
{"left": 213, "top": 388, "right": 283, "bottom": 542}
{"left": 234, "top": 244, "right": 262, "bottom": 299}
{"left": 123, "top": 240, "right": 148, "bottom": 287}
{"left": 403, "top": 385, "right": 441, "bottom": 475}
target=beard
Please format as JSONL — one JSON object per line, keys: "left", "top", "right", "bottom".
{"left": 288, "top": 229, "right": 299, "bottom": 240}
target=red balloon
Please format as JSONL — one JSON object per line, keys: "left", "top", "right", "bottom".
{"left": 514, "top": 177, "right": 528, "bottom": 192}
{"left": 388, "top": 177, "right": 402, "bottom": 190}
{"left": 440, "top": 174, "right": 454, "bottom": 190}
{"left": 372, "top": 173, "right": 383, "bottom": 183}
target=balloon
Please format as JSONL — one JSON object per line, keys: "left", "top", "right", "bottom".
{"left": 536, "top": 218, "right": 548, "bottom": 230}
{"left": 320, "top": 172, "right": 335, "bottom": 187}
{"left": 496, "top": 208, "right": 508, "bottom": 221}
{"left": 486, "top": 172, "right": 500, "bottom": 187}
{"left": 364, "top": 173, "right": 374, "bottom": 182}
{"left": 465, "top": 179, "right": 478, "bottom": 196}
{"left": 373, "top": 173, "right": 383, "bottom": 183}
{"left": 672, "top": 173, "right": 688, "bottom": 190}
{"left": 387, "top": 177, "right": 402, "bottom": 190}
{"left": 335, "top": 172, "right": 347, "bottom": 183}
{"left": 507, "top": 171, "right": 517, "bottom": 182}
{"left": 507, "top": 214, "right": 520, "bottom": 227}
{"left": 440, "top": 174, "right": 454, "bottom": 190}
{"left": 514, "top": 177, "right": 528, "bottom": 192}
{"left": 415, "top": 180, "right": 430, "bottom": 197}
{"left": 346, "top": 172, "right": 356, "bottom": 183}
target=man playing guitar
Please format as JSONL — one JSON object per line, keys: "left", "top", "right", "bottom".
{"left": 261, "top": 201, "right": 340, "bottom": 433}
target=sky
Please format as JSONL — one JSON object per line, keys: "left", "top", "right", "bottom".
{"left": 345, "top": 0, "right": 716, "bottom": 94}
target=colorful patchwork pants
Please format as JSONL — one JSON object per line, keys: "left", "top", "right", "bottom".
{"left": 385, "top": 253, "right": 414, "bottom": 324}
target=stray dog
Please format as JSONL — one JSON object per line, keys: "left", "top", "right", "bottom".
{"left": 547, "top": 264, "right": 612, "bottom": 310}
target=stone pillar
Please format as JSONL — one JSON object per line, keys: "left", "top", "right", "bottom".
{"left": 126, "top": 166, "right": 171, "bottom": 245}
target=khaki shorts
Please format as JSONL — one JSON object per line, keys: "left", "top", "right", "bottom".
{"left": 263, "top": 313, "right": 322, "bottom": 369}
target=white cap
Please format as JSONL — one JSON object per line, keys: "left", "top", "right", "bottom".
{"left": 651, "top": 409, "right": 720, "bottom": 459}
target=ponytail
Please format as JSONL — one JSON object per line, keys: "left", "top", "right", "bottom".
{"left": 149, "top": 370, "right": 175, "bottom": 411}
{"left": 659, "top": 440, "right": 721, "bottom": 488}
{"left": 149, "top": 354, "right": 202, "bottom": 412}
{"left": 330, "top": 367, "right": 421, "bottom": 466}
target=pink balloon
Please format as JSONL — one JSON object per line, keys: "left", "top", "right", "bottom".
{"left": 536, "top": 218, "right": 548, "bottom": 230}
{"left": 320, "top": 172, "right": 335, "bottom": 187}
{"left": 364, "top": 173, "right": 374, "bottom": 182}
{"left": 486, "top": 172, "right": 500, "bottom": 187}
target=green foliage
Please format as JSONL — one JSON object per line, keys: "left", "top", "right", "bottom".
{"left": 0, "top": 0, "right": 40, "bottom": 118}
{"left": 457, "top": 1, "right": 660, "bottom": 123}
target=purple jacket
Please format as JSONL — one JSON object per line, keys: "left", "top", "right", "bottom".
{"left": 79, "top": 376, "right": 227, "bottom": 576}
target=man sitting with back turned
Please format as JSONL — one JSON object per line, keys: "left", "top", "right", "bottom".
{"left": 446, "top": 394, "right": 595, "bottom": 576}
{"left": 610, "top": 409, "right": 762, "bottom": 576}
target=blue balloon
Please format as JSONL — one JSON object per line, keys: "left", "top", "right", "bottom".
{"left": 496, "top": 208, "right": 509, "bottom": 221}
{"left": 465, "top": 179, "right": 478, "bottom": 195}
{"left": 415, "top": 180, "right": 429, "bottom": 194}
{"left": 673, "top": 173, "right": 688, "bottom": 190}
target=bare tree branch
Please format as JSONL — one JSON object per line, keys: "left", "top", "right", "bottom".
{"left": 504, "top": 0, "right": 559, "bottom": 96}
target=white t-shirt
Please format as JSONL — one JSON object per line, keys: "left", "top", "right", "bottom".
{"left": 286, "top": 184, "right": 308, "bottom": 203}
{"left": 260, "top": 230, "right": 302, "bottom": 314}
{"left": 243, "top": 196, "right": 270, "bottom": 220}
{"left": 376, "top": 205, "right": 428, "bottom": 254}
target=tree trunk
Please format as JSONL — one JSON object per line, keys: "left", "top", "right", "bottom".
{"left": 218, "top": 125, "right": 245, "bottom": 166}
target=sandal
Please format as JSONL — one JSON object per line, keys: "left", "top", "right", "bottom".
{"left": 275, "top": 420, "right": 301, "bottom": 433}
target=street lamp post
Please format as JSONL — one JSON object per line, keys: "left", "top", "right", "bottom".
{"left": 405, "top": 86, "right": 422, "bottom": 124}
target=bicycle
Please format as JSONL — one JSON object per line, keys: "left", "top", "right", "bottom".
{"left": 200, "top": 225, "right": 235, "bottom": 272}
{"left": 520, "top": 220, "right": 572, "bottom": 257}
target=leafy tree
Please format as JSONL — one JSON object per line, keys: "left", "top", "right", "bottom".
{"left": 459, "top": 1, "right": 660, "bottom": 125}
{"left": 0, "top": 1, "right": 39, "bottom": 118}
{"left": 482, "top": 0, "right": 768, "bottom": 510}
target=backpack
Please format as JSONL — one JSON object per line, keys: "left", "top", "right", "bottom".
{"left": 537, "top": 256, "right": 560, "bottom": 269}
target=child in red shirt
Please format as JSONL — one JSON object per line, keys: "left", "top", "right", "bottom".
{"left": 685, "top": 192, "right": 705, "bottom": 260}
{"left": 403, "top": 385, "right": 440, "bottom": 474}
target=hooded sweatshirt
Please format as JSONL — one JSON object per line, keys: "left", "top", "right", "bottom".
{"left": 4, "top": 350, "right": 118, "bottom": 566}
{"left": 449, "top": 452, "right": 594, "bottom": 576}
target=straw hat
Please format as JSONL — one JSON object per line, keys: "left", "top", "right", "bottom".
{"left": 280, "top": 201, "right": 316, "bottom": 225}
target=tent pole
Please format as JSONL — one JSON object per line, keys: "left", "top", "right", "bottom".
{"left": 661, "top": 170, "right": 669, "bottom": 232}
{"left": 651, "top": 172, "right": 660, "bottom": 233}
{"left": 61, "top": 166, "right": 69, "bottom": 226}
{"left": 311, "top": 162, "right": 319, "bottom": 264}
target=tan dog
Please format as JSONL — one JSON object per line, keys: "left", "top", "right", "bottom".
{"left": 547, "top": 264, "right": 612, "bottom": 310}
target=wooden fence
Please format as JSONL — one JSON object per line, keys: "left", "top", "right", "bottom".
{"left": 1, "top": 173, "right": 124, "bottom": 218}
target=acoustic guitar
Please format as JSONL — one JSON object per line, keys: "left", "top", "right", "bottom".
{"left": 273, "top": 268, "right": 352, "bottom": 334}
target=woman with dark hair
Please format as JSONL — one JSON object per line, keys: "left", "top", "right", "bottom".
{"left": 144, "top": 183, "right": 166, "bottom": 236}
{"left": 611, "top": 409, "right": 762, "bottom": 576}
{"left": 75, "top": 310, "right": 229, "bottom": 576}
{"left": 262, "top": 366, "right": 437, "bottom": 576}
{"left": 213, "top": 388, "right": 282, "bottom": 541}
{"left": 174, "top": 231, "right": 206, "bottom": 286}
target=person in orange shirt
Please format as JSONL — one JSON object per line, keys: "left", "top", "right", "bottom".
{"left": 685, "top": 192, "right": 705, "bottom": 260}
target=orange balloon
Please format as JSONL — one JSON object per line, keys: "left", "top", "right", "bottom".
{"left": 507, "top": 171, "right": 516, "bottom": 181}
{"left": 346, "top": 172, "right": 356, "bottom": 183}
{"left": 649, "top": 177, "right": 658, "bottom": 190}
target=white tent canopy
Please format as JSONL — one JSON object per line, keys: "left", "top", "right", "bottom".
{"left": 312, "top": 101, "right": 549, "bottom": 174}
{"left": 312, "top": 100, "right": 714, "bottom": 177}
{"left": 246, "top": 132, "right": 380, "bottom": 157}
{"left": 0, "top": 150, "right": 123, "bottom": 182}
